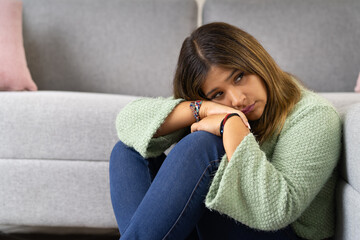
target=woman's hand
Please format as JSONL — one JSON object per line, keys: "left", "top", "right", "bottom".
{"left": 192, "top": 113, "right": 251, "bottom": 161}
{"left": 191, "top": 114, "right": 227, "bottom": 136}
{"left": 199, "top": 101, "right": 250, "bottom": 129}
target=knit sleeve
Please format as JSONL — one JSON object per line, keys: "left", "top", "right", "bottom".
{"left": 205, "top": 105, "right": 342, "bottom": 231}
{"left": 115, "top": 96, "right": 188, "bottom": 158}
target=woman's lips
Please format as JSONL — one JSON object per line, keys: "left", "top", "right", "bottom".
{"left": 241, "top": 103, "right": 255, "bottom": 114}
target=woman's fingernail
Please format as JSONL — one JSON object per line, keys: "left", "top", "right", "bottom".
{"left": 247, "top": 123, "right": 251, "bottom": 130}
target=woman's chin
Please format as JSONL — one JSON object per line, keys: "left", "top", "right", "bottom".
{"left": 245, "top": 111, "right": 262, "bottom": 121}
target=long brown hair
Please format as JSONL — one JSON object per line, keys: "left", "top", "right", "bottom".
{"left": 173, "top": 22, "right": 303, "bottom": 144}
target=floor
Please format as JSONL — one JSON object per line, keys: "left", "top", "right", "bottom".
{"left": 0, "top": 232, "right": 120, "bottom": 240}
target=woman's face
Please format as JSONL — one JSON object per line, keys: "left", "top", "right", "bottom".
{"left": 201, "top": 65, "right": 268, "bottom": 121}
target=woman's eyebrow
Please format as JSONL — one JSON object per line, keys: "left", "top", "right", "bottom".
{"left": 205, "top": 69, "right": 238, "bottom": 97}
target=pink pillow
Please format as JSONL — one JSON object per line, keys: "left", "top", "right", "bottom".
{"left": 0, "top": 0, "right": 37, "bottom": 91}
{"left": 355, "top": 72, "right": 360, "bottom": 93}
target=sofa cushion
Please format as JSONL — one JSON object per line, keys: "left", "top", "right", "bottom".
{"left": 341, "top": 103, "right": 360, "bottom": 193}
{"left": 22, "top": 0, "right": 197, "bottom": 97}
{"left": 0, "top": 91, "right": 138, "bottom": 161}
{"left": 203, "top": 0, "right": 360, "bottom": 92}
{"left": 335, "top": 179, "right": 360, "bottom": 240}
{"left": 319, "top": 95, "right": 360, "bottom": 192}
{"left": 0, "top": 158, "right": 118, "bottom": 228}
{"left": 0, "top": 0, "right": 37, "bottom": 91}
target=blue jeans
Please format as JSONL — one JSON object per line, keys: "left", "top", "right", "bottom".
{"left": 109, "top": 131, "right": 301, "bottom": 240}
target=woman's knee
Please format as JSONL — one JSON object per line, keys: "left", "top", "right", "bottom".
{"left": 109, "top": 140, "right": 140, "bottom": 169}
{"left": 183, "top": 131, "right": 223, "bottom": 149}
{"left": 172, "top": 131, "right": 225, "bottom": 160}
{"left": 110, "top": 140, "right": 128, "bottom": 161}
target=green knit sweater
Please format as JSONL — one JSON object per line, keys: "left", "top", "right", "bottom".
{"left": 115, "top": 87, "right": 342, "bottom": 240}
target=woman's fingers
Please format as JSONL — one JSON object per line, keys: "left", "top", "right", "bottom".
{"left": 237, "top": 112, "right": 251, "bottom": 130}
{"left": 190, "top": 122, "right": 199, "bottom": 133}
{"left": 225, "top": 110, "right": 251, "bottom": 130}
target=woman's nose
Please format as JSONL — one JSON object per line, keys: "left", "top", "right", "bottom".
{"left": 228, "top": 88, "right": 245, "bottom": 109}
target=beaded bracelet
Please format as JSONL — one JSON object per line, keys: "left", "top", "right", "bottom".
{"left": 220, "top": 113, "right": 240, "bottom": 137}
{"left": 189, "top": 100, "right": 203, "bottom": 122}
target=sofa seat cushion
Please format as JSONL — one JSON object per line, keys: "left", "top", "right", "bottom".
{"left": 0, "top": 91, "right": 138, "bottom": 161}
{"left": 0, "top": 157, "right": 117, "bottom": 228}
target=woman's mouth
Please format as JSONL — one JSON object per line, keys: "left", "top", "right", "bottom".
{"left": 241, "top": 103, "right": 255, "bottom": 114}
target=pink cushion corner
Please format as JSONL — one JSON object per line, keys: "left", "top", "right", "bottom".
{"left": 355, "top": 72, "right": 360, "bottom": 93}
{"left": 0, "top": 0, "right": 37, "bottom": 91}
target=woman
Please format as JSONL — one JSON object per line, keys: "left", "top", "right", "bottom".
{"left": 109, "top": 22, "right": 341, "bottom": 240}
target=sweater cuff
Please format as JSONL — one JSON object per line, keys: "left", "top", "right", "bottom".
{"left": 205, "top": 132, "right": 255, "bottom": 211}
{"left": 116, "top": 97, "right": 185, "bottom": 158}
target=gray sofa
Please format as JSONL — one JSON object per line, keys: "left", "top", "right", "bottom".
{"left": 0, "top": 0, "right": 359, "bottom": 239}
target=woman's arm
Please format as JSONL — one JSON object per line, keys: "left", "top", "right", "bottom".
{"left": 117, "top": 97, "right": 251, "bottom": 158}
{"left": 205, "top": 105, "right": 342, "bottom": 231}
{"left": 154, "top": 100, "right": 250, "bottom": 138}
{"left": 189, "top": 113, "right": 250, "bottom": 160}
{"left": 116, "top": 97, "right": 188, "bottom": 158}
{"left": 153, "top": 101, "right": 194, "bottom": 137}
{"left": 222, "top": 116, "right": 250, "bottom": 160}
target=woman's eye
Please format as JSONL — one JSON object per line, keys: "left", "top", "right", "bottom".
{"left": 234, "top": 72, "right": 245, "bottom": 83}
{"left": 211, "top": 92, "right": 223, "bottom": 99}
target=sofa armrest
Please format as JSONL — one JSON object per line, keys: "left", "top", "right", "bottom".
{"left": 335, "top": 102, "right": 360, "bottom": 239}
{"left": 0, "top": 91, "right": 139, "bottom": 161}
{"left": 340, "top": 102, "right": 360, "bottom": 193}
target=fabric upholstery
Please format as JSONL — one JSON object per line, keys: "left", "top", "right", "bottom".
{"left": 335, "top": 179, "right": 360, "bottom": 240}
{"left": 0, "top": 91, "right": 138, "bottom": 161}
{"left": 203, "top": 0, "right": 360, "bottom": 92}
{"left": 340, "top": 103, "right": 360, "bottom": 193}
{"left": 0, "top": 158, "right": 117, "bottom": 228}
{"left": 0, "top": 91, "right": 139, "bottom": 228}
{"left": 0, "top": 0, "right": 37, "bottom": 91}
{"left": 22, "top": 0, "right": 197, "bottom": 97}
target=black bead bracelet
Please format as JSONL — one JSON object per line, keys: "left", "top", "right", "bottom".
{"left": 220, "top": 113, "right": 240, "bottom": 137}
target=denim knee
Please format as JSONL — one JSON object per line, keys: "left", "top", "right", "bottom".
{"left": 169, "top": 131, "right": 225, "bottom": 166}
{"left": 110, "top": 140, "right": 128, "bottom": 162}
{"left": 109, "top": 140, "right": 142, "bottom": 172}
{"left": 183, "top": 130, "right": 223, "bottom": 148}
{"left": 183, "top": 131, "right": 224, "bottom": 153}
{"left": 111, "top": 140, "right": 129, "bottom": 154}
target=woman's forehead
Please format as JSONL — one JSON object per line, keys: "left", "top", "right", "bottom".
{"left": 201, "top": 66, "right": 238, "bottom": 93}
{"left": 204, "top": 66, "right": 237, "bottom": 83}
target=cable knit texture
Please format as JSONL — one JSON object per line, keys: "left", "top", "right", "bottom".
{"left": 116, "top": 87, "right": 342, "bottom": 240}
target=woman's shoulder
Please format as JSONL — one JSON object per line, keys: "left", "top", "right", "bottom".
{"left": 284, "top": 88, "right": 341, "bottom": 129}
{"left": 301, "top": 88, "right": 336, "bottom": 107}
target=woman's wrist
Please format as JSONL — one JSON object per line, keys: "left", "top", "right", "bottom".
{"left": 198, "top": 100, "right": 209, "bottom": 119}
{"left": 153, "top": 101, "right": 198, "bottom": 138}
{"left": 189, "top": 100, "right": 203, "bottom": 122}
{"left": 220, "top": 113, "right": 240, "bottom": 137}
